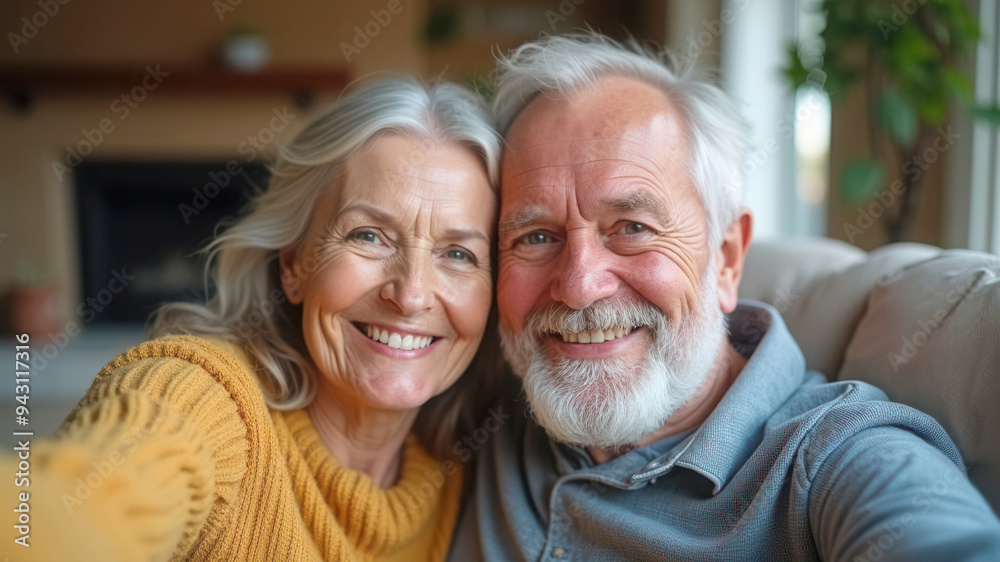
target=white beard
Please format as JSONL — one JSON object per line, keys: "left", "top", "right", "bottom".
{"left": 500, "top": 266, "right": 727, "bottom": 448}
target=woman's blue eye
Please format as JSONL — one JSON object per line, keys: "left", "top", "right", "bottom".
{"left": 352, "top": 230, "right": 379, "bottom": 243}
{"left": 447, "top": 249, "right": 476, "bottom": 264}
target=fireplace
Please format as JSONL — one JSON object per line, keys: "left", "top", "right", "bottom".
{"left": 74, "top": 161, "right": 269, "bottom": 324}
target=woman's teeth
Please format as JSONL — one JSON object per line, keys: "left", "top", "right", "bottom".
{"left": 365, "top": 324, "right": 434, "bottom": 350}
{"left": 558, "top": 326, "right": 633, "bottom": 344}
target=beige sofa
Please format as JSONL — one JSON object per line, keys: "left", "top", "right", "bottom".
{"left": 739, "top": 237, "right": 1000, "bottom": 515}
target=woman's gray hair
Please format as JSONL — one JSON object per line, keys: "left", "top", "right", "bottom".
{"left": 492, "top": 32, "right": 748, "bottom": 249}
{"left": 151, "top": 78, "right": 503, "bottom": 459}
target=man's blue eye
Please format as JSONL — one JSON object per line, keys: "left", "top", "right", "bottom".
{"left": 624, "top": 223, "right": 646, "bottom": 235}
{"left": 526, "top": 232, "right": 549, "bottom": 245}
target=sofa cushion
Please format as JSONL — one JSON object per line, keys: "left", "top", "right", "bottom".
{"left": 740, "top": 237, "right": 867, "bottom": 305}
{"left": 837, "top": 250, "right": 1000, "bottom": 512}
{"left": 741, "top": 239, "right": 938, "bottom": 376}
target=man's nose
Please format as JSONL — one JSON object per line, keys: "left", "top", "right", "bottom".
{"left": 550, "top": 233, "right": 619, "bottom": 309}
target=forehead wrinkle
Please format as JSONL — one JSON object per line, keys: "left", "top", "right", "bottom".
{"left": 503, "top": 157, "right": 660, "bottom": 187}
{"left": 505, "top": 135, "right": 656, "bottom": 156}
{"left": 506, "top": 149, "right": 670, "bottom": 183}
{"left": 574, "top": 157, "right": 662, "bottom": 172}
{"left": 504, "top": 163, "right": 573, "bottom": 183}
{"left": 504, "top": 137, "right": 634, "bottom": 176}
{"left": 394, "top": 167, "right": 477, "bottom": 188}
{"left": 417, "top": 194, "right": 492, "bottom": 245}
{"left": 505, "top": 129, "right": 674, "bottom": 164}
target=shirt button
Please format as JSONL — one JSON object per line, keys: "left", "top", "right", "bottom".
{"left": 552, "top": 547, "right": 566, "bottom": 557}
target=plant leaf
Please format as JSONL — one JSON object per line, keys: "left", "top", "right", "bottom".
{"left": 840, "top": 158, "right": 885, "bottom": 205}
{"left": 942, "top": 67, "right": 972, "bottom": 101}
{"left": 876, "top": 89, "right": 919, "bottom": 146}
{"left": 783, "top": 45, "right": 812, "bottom": 90}
{"left": 971, "top": 104, "right": 1000, "bottom": 128}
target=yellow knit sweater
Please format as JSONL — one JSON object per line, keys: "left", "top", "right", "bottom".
{"left": 1, "top": 335, "right": 464, "bottom": 561}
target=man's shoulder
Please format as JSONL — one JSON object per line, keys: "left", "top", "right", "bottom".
{"left": 767, "top": 373, "right": 885, "bottom": 426}
{"left": 765, "top": 374, "right": 963, "bottom": 475}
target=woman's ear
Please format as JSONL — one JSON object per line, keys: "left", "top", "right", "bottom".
{"left": 279, "top": 246, "right": 305, "bottom": 305}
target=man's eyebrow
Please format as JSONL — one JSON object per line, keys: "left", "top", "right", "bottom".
{"left": 601, "top": 191, "right": 670, "bottom": 223}
{"left": 498, "top": 192, "right": 668, "bottom": 236}
{"left": 498, "top": 206, "right": 549, "bottom": 236}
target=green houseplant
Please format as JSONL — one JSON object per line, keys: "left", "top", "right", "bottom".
{"left": 786, "top": 0, "right": 1000, "bottom": 243}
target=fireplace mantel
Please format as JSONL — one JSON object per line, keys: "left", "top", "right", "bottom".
{"left": 0, "top": 64, "right": 349, "bottom": 112}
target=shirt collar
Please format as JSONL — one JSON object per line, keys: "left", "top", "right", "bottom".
{"left": 669, "top": 300, "right": 808, "bottom": 493}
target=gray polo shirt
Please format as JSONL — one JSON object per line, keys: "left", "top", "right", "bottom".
{"left": 450, "top": 302, "right": 1000, "bottom": 561}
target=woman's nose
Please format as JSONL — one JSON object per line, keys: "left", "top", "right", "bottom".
{"left": 380, "top": 251, "right": 436, "bottom": 316}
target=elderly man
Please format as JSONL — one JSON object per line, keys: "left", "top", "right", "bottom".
{"left": 450, "top": 34, "right": 1000, "bottom": 560}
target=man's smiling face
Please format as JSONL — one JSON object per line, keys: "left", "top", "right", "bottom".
{"left": 496, "top": 76, "right": 730, "bottom": 447}
{"left": 497, "top": 75, "right": 712, "bottom": 365}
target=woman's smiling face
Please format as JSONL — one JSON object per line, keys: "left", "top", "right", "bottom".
{"left": 280, "top": 134, "right": 495, "bottom": 412}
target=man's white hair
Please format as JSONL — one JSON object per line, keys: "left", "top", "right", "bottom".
{"left": 492, "top": 32, "right": 749, "bottom": 249}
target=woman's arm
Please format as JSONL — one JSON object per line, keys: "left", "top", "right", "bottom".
{"left": 2, "top": 353, "right": 250, "bottom": 560}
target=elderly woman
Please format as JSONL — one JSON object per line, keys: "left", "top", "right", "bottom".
{"left": 6, "top": 79, "right": 502, "bottom": 560}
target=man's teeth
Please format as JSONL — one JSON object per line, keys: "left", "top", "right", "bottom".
{"left": 365, "top": 324, "right": 434, "bottom": 350}
{"left": 559, "top": 326, "right": 633, "bottom": 343}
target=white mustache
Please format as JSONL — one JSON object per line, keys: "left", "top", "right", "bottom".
{"left": 522, "top": 296, "right": 667, "bottom": 337}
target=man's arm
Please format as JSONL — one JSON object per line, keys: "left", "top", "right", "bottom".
{"left": 810, "top": 425, "right": 1000, "bottom": 561}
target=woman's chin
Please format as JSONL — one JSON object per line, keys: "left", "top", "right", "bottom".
{"left": 359, "top": 374, "right": 438, "bottom": 411}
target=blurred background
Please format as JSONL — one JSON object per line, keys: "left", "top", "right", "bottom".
{"left": 0, "top": 0, "right": 998, "bottom": 438}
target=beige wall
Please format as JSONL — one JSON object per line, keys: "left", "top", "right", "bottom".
{"left": 0, "top": 0, "right": 429, "bottom": 319}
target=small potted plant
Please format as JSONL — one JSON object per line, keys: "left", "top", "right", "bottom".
{"left": 5, "top": 263, "right": 62, "bottom": 338}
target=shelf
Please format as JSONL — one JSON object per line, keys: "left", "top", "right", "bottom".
{"left": 0, "top": 64, "right": 350, "bottom": 111}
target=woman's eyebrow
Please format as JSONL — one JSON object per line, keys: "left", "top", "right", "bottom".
{"left": 332, "top": 204, "right": 489, "bottom": 243}
{"left": 333, "top": 203, "right": 395, "bottom": 225}
{"left": 443, "top": 228, "right": 490, "bottom": 244}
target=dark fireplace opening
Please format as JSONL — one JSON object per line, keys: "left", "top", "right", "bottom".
{"left": 74, "top": 160, "right": 270, "bottom": 324}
